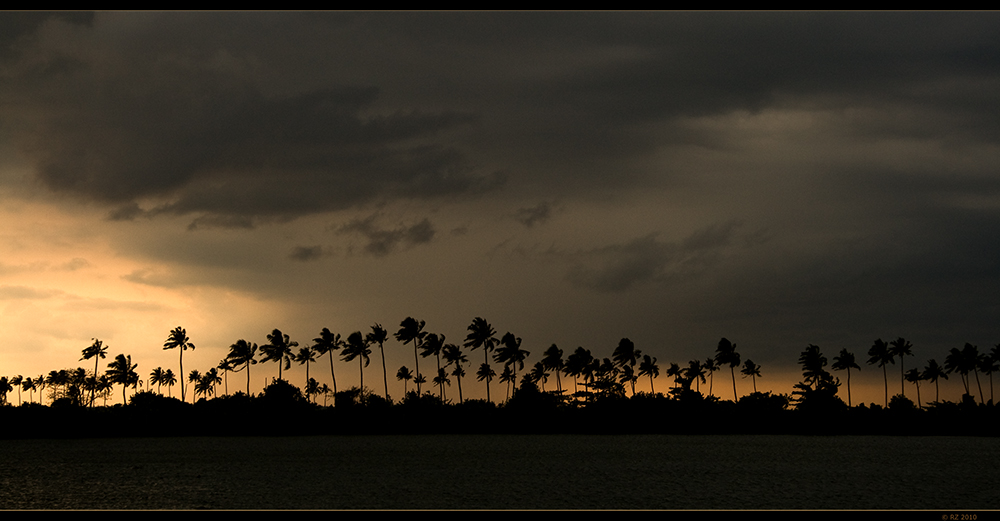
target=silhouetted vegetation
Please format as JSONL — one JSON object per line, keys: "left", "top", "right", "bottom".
{"left": 3, "top": 321, "right": 1000, "bottom": 439}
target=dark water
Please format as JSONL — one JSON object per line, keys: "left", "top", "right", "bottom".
{"left": 0, "top": 434, "right": 996, "bottom": 509}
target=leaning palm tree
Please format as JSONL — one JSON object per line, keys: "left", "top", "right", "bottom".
{"left": 367, "top": 324, "right": 390, "bottom": 401}
{"left": 612, "top": 338, "right": 641, "bottom": 395}
{"left": 395, "top": 317, "right": 427, "bottom": 394}
{"left": 977, "top": 346, "right": 999, "bottom": 405}
{"left": 313, "top": 328, "right": 343, "bottom": 395}
{"left": 341, "top": 331, "right": 372, "bottom": 394}
{"left": 163, "top": 327, "right": 195, "bottom": 403}
{"left": 494, "top": 332, "right": 529, "bottom": 394}
{"left": 685, "top": 359, "right": 706, "bottom": 394}
{"left": 564, "top": 347, "right": 592, "bottom": 394}
{"left": 921, "top": 358, "right": 948, "bottom": 403}
{"left": 867, "top": 338, "right": 894, "bottom": 407}
{"left": 714, "top": 338, "right": 741, "bottom": 401}
{"left": 703, "top": 358, "right": 719, "bottom": 397}
{"left": 188, "top": 369, "right": 202, "bottom": 400}
{"left": 465, "top": 317, "right": 498, "bottom": 402}
{"left": 889, "top": 337, "right": 914, "bottom": 398}
{"left": 80, "top": 339, "right": 108, "bottom": 406}
{"left": 741, "top": 359, "right": 762, "bottom": 393}
{"left": 261, "top": 329, "right": 297, "bottom": 381}
{"left": 832, "top": 349, "right": 861, "bottom": 407}
{"left": 498, "top": 365, "right": 516, "bottom": 401}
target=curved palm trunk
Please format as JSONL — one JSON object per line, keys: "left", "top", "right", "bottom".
{"left": 414, "top": 341, "right": 421, "bottom": 395}
{"left": 485, "top": 350, "right": 491, "bottom": 403}
{"left": 846, "top": 368, "right": 853, "bottom": 407}
{"left": 649, "top": 375, "right": 655, "bottom": 394}
{"left": 882, "top": 365, "right": 888, "bottom": 407}
{"left": 730, "top": 367, "right": 737, "bottom": 401}
{"left": 380, "top": 344, "right": 388, "bottom": 400}
{"left": 180, "top": 351, "right": 185, "bottom": 403}
{"left": 327, "top": 351, "right": 338, "bottom": 395}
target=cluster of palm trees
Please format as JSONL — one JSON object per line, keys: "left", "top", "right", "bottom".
{"left": 3, "top": 321, "right": 1000, "bottom": 410}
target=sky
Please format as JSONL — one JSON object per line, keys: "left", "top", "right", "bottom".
{"left": 2, "top": 12, "right": 1000, "bottom": 406}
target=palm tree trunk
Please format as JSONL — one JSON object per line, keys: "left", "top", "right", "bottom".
{"left": 328, "top": 351, "right": 337, "bottom": 395}
{"left": 730, "top": 366, "right": 737, "bottom": 401}
{"left": 380, "top": 344, "right": 388, "bottom": 400}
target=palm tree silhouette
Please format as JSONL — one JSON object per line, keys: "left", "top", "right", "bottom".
{"left": 945, "top": 346, "right": 971, "bottom": 398}
{"left": 442, "top": 343, "right": 468, "bottom": 403}
{"left": 979, "top": 345, "right": 999, "bottom": 405}
{"left": 341, "top": 331, "right": 371, "bottom": 394}
{"left": 80, "top": 339, "right": 108, "bottom": 406}
{"left": 295, "top": 345, "right": 318, "bottom": 390}
{"left": 904, "top": 368, "right": 924, "bottom": 408}
{"left": 433, "top": 368, "right": 452, "bottom": 400}
{"left": 226, "top": 339, "right": 258, "bottom": 395}
{"left": 889, "top": 338, "right": 914, "bottom": 398}
{"left": 684, "top": 359, "right": 706, "bottom": 393}
{"left": 396, "top": 317, "right": 427, "bottom": 395}
{"left": 741, "top": 359, "right": 761, "bottom": 393}
{"left": 163, "top": 369, "right": 177, "bottom": 398}
{"left": 715, "top": 338, "right": 741, "bottom": 401}
{"left": 188, "top": 369, "right": 202, "bottom": 401}
{"left": 638, "top": 354, "right": 659, "bottom": 394}
{"left": 163, "top": 327, "right": 195, "bottom": 403}
{"left": 476, "top": 362, "right": 496, "bottom": 398}
{"left": 867, "top": 338, "right": 894, "bottom": 407}
{"left": 0, "top": 377, "right": 12, "bottom": 406}
{"left": 564, "top": 347, "right": 593, "bottom": 395}
{"left": 963, "top": 343, "right": 986, "bottom": 404}
{"left": 832, "top": 349, "right": 861, "bottom": 407}
{"left": 921, "top": 358, "right": 948, "bottom": 403}
{"left": 465, "top": 317, "right": 498, "bottom": 403}
{"left": 703, "top": 358, "right": 719, "bottom": 397}
{"left": 149, "top": 367, "right": 166, "bottom": 395}
{"left": 612, "top": 338, "right": 641, "bottom": 395}
{"left": 396, "top": 366, "right": 414, "bottom": 394}
{"left": 313, "top": 328, "right": 343, "bottom": 395}
{"left": 367, "top": 324, "right": 390, "bottom": 401}
{"left": 541, "top": 344, "right": 564, "bottom": 394}
{"left": 421, "top": 333, "right": 447, "bottom": 400}
{"left": 498, "top": 365, "right": 516, "bottom": 400}
{"left": 106, "top": 354, "right": 139, "bottom": 404}
{"left": 261, "top": 329, "right": 297, "bottom": 381}
{"left": 494, "top": 332, "right": 529, "bottom": 396}
{"left": 9, "top": 375, "right": 22, "bottom": 406}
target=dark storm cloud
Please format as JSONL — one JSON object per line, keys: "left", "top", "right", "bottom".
{"left": 338, "top": 215, "right": 436, "bottom": 257}
{"left": 2, "top": 13, "right": 501, "bottom": 227}
{"left": 567, "top": 221, "right": 744, "bottom": 293}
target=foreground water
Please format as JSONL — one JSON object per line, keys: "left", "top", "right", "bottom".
{"left": 0, "top": 434, "right": 996, "bottom": 509}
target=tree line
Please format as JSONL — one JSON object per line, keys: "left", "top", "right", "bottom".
{"left": 2, "top": 318, "right": 999, "bottom": 415}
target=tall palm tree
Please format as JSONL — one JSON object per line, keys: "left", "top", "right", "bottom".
{"left": 889, "top": 337, "right": 914, "bottom": 398}
{"left": 396, "top": 317, "right": 427, "bottom": 394}
{"left": 638, "top": 354, "right": 659, "bottom": 394}
{"left": 21, "top": 376, "right": 36, "bottom": 404}
{"left": 921, "top": 358, "right": 948, "bottom": 403}
{"left": 442, "top": 343, "right": 468, "bottom": 403}
{"left": 433, "top": 368, "right": 452, "bottom": 400}
{"left": 204, "top": 368, "right": 222, "bottom": 398}
{"left": 963, "top": 343, "right": 986, "bottom": 404}
{"left": 397, "top": 366, "right": 414, "bottom": 395}
{"left": 227, "top": 339, "right": 258, "bottom": 395}
{"left": 977, "top": 345, "right": 999, "bottom": 405}
{"left": 106, "top": 354, "right": 139, "bottom": 404}
{"left": 465, "top": 317, "right": 498, "bottom": 402}
{"left": 313, "top": 328, "right": 343, "bottom": 395}
{"left": 741, "top": 359, "right": 761, "bottom": 393}
{"left": 163, "top": 327, "right": 196, "bottom": 403}
{"left": 367, "top": 324, "right": 390, "bottom": 401}
{"left": 498, "top": 365, "right": 516, "bottom": 400}
{"left": 9, "top": 375, "right": 22, "bottom": 406}
{"left": 867, "top": 338, "right": 894, "bottom": 407}
{"left": 564, "top": 347, "right": 593, "bottom": 394}
{"left": 341, "top": 331, "right": 372, "bottom": 393}
{"left": 541, "top": 344, "right": 565, "bottom": 394}
{"left": 80, "top": 339, "right": 108, "bottom": 406}
{"left": 714, "top": 338, "right": 741, "bottom": 401}
{"left": 261, "top": 329, "right": 297, "bottom": 381}
{"left": 530, "top": 361, "right": 549, "bottom": 391}
{"left": 832, "top": 349, "right": 861, "bottom": 407}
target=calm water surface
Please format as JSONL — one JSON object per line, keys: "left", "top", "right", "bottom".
{"left": 0, "top": 434, "right": 996, "bottom": 509}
